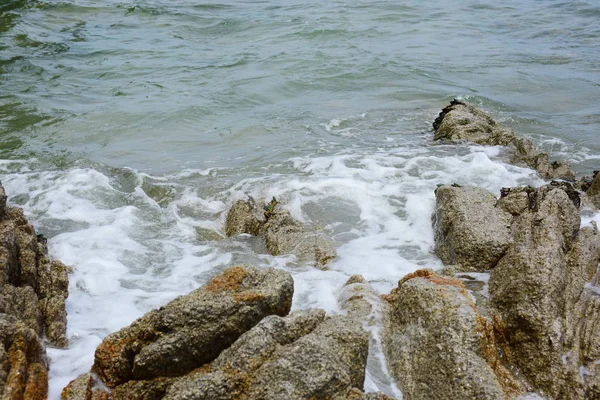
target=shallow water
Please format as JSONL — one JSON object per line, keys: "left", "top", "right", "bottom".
{"left": 1, "top": 0, "right": 599, "bottom": 398}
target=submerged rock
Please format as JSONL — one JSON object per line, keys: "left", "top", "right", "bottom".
{"left": 224, "top": 198, "right": 337, "bottom": 268}
{"left": 433, "top": 185, "right": 512, "bottom": 271}
{"left": 433, "top": 100, "right": 575, "bottom": 180}
{"left": 262, "top": 209, "right": 337, "bottom": 268}
{"left": 382, "top": 270, "right": 519, "bottom": 400}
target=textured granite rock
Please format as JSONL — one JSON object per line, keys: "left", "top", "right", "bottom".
{"left": 0, "top": 314, "right": 49, "bottom": 400}
{"left": 224, "top": 198, "right": 337, "bottom": 268}
{"left": 433, "top": 100, "right": 575, "bottom": 180}
{"left": 0, "top": 181, "right": 69, "bottom": 399}
{"left": 91, "top": 265, "right": 293, "bottom": 388}
{"left": 433, "top": 185, "right": 512, "bottom": 271}
{"left": 382, "top": 270, "right": 519, "bottom": 400}
{"left": 489, "top": 185, "right": 594, "bottom": 399}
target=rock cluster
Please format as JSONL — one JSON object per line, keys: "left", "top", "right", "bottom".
{"left": 62, "top": 265, "right": 389, "bottom": 400}
{"left": 393, "top": 179, "right": 600, "bottom": 399}
{"left": 225, "top": 198, "right": 337, "bottom": 268}
{"left": 0, "top": 182, "right": 69, "bottom": 399}
{"left": 433, "top": 99, "right": 575, "bottom": 180}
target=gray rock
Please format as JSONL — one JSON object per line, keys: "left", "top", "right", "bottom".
{"left": 262, "top": 209, "right": 337, "bottom": 268}
{"left": 433, "top": 100, "right": 575, "bottom": 180}
{"left": 339, "top": 274, "right": 379, "bottom": 322}
{"left": 489, "top": 185, "right": 584, "bottom": 399}
{"left": 224, "top": 199, "right": 262, "bottom": 237}
{"left": 433, "top": 185, "right": 512, "bottom": 271}
{"left": 90, "top": 265, "right": 293, "bottom": 388}
{"left": 164, "top": 310, "right": 372, "bottom": 400}
{"left": 382, "top": 269, "right": 519, "bottom": 400}
{"left": 224, "top": 198, "right": 337, "bottom": 268}
{"left": 433, "top": 100, "right": 514, "bottom": 146}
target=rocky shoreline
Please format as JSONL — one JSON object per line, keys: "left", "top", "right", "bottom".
{"left": 2, "top": 101, "right": 600, "bottom": 399}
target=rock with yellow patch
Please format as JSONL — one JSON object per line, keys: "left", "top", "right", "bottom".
{"left": 0, "top": 314, "right": 48, "bottom": 400}
{"left": 0, "top": 187, "right": 69, "bottom": 348}
{"left": 382, "top": 269, "right": 518, "bottom": 400}
{"left": 489, "top": 185, "right": 585, "bottom": 399}
{"left": 63, "top": 265, "right": 293, "bottom": 398}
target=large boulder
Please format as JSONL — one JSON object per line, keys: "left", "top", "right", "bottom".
{"left": 489, "top": 185, "right": 597, "bottom": 399}
{"left": 432, "top": 185, "right": 512, "bottom": 272}
{"left": 433, "top": 100, "right": 574, "bottom": 180}
{"left": 89, "top": 265, "right": 293, "bottom": 388}
{"left": 164, "top": 310, "right": 374, "bottom": 400}
{"left": 224, "top": 198, "right": 337, "bottom": 268}
{"left": 382, "top": 270, "right": 520, "bottom": 400}
{"left": 63, "top": 268, "right": 387, "bottom": 400}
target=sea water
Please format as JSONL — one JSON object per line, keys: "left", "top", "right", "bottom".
{"left": 1, "top": 0, "right": 599, "bottom": 398}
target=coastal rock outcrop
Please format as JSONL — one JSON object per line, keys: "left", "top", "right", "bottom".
{"left": 0, "top": 182, "right": 70, "bottom": 399}
{"left": 224, "top": 198, "right": 337, "bottom": 268}
{"left": 382, "top": 270, "right": 519, "bottom": 400}
{"left": 91, "top": 265, "right": 293, "bottom": 388}
{"left": 433, "top": 100, "right": 575, "bottom": 180}
{"left": 63, "top": 266, "right": 386, "bottom": 400}
{"left": 164, "top": 311, "right": 373, "bottom": 400}
{"left": 433, "top": 185, "right": 512, "bottom": 271}
{"left": 0, "top": 315, "right": 49, "bottom": 399}
{"left": 429, "top": 177, "right": 600, "bottom": 399}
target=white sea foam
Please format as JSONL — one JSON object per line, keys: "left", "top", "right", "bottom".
{"left": 0, "top": 145, "right": 545, "bottom": 399}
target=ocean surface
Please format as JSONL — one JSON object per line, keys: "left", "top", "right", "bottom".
{"left": 1, "top": 0, "right": 599, "bottom": 398}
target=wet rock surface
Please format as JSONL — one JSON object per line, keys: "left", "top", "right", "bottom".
{"left": 433, "top": 100, "right": 575, "bottom": 180}
{"left": 433, "top": 185, "right": 512, "bottom": 271}
{"left": 90, "top": 265, "right": 293, "bottom": 388}
{"left": 576, "top": 171, "right": 600, "bottom": 209}
{"left": 164, "top": 311, "right": 370, "bottom": 400}
{"left": 382, "top": 269, "right": 518, "bottom": 400}
{"left": 63, "top": 267, "right": 387, "bottom": 400}
{"left": 0, "top": 182, "right": 69, "bottom": 399}
{"left": 427, "top": 178, "right": 600, "bottom": 399}
{"left": 0, "top": 314, "right": 49, "bottom": 400}
{"left": 224, "top": 198, "right": 337, "bottom": 268}
{"left": 489, "top": 184, "right": 584, "bottom": 399}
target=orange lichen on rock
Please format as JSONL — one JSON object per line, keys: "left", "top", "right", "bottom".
{"left": 475, "top": 312, "right": 522, "bottom": 397}
{"left": 204, "top": 266, "right": 249, "bottom": 293}
{"left": 233, "top": 291, "right": 265, "bottom": 303}
{"left": 398, "top": 269, "right": 435, "bottom": 285}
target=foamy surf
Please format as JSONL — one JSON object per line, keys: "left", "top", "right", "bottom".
{"left": 0, "top": 141, "right": 548, "bottom": 399}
